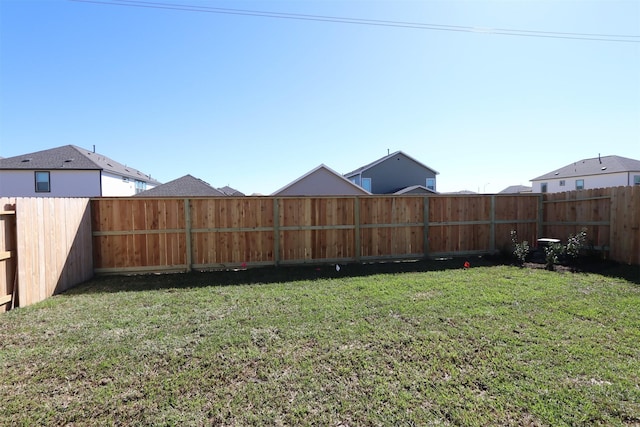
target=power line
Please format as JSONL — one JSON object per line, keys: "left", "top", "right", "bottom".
{"left": 70, "top": 0, "right": 640, "bottom": 43}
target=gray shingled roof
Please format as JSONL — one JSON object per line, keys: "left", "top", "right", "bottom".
{"left": 344, "top": 151, "right": 439, "bottom": 177}
{"left": 135, "top": 175, "right": 225, "bottom": 197}
{"left": 392, "top": 185, "right": 438, "bottom": 194}
{"left": 531, "top": 155, "right": 640, "bottom": 181}
{"left": 0, "top": 145, "right": 160, "bottom": 184}
{"left": 499, "top": 185, "right": 532, "bottom": 194}
{"left": 217, "top": 185, "right": 245, "bottom": 196}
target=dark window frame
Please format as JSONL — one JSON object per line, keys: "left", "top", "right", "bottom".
{"left": 35, "top": 171, "right": 51, "bottom": 193}
{"left": 426, "top": 178, "right": 436, "bottom": 191}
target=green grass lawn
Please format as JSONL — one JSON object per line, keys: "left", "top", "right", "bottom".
{"left": 1, "top": 262, "right": 639, "bottom": 426}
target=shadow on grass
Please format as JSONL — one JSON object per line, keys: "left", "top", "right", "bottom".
{"left": 67, "top": 256, "right": 495, "bottom": 295}
{"left": 66, "top": 255, "right": 639, "bottom": 295}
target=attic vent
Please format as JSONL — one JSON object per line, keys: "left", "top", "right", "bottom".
{"left": 601, "top": 167, "right": 607, "bottom": 170}
{"left": 554, "top": 172, "right": 559, "bottom": 175}
{"left": 64, "top": 158, "right": 73, "bottom": 163}
{"left": 21, "top": 158, "right": 32, "bottom": 163}
{"left": 107, "top": 163, "right": 113, "bottom": 167}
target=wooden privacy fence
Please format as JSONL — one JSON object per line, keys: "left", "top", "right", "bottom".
{"left": 0, "top": 197, "right": 94, "bottom": 309}
{"left": 91, "top": 194, "right": 541, "bottom": 273}
{"left": 542, "top": 186, "right": 640, "bottom": 265}
{"left": 1, "top": 187, "right": 637, "bottom": 309}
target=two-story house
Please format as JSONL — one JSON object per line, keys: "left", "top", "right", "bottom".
{"left": 0, "top": 145, "right": 160, "bottom": 197}
{"left": 530, "top": 155, "right": 640, "bottom": 193}
{"left": 344, "top": 151, "right": 439, "bottom": 194}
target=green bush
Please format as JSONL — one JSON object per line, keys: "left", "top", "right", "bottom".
{"left": 565, "top": 228, "right": 588, "bottom": 259}
{"left": 510, "top": 230, "right": 530, "bottom": 265}
{"left": 544, "top": 228, "right": 588, "bottom": 270}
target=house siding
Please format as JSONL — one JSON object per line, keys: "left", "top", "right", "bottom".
{"left": 101, "top": 171, "right": 157, "bottom": 196}
{"left": 532, "top": 172, "right": 635, "bottom": 193}
{"left": 0, "top": 170, "right": 101, "bottom": 197}
{"left": 363, "top": 154, "right": 437, "bottom": 194}
{"left": 276, "top": 168, "right": 368, "bottom": 196}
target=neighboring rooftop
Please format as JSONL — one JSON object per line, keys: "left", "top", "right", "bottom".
{"left": 217, "top": 185, "right": 245, "bottom": 196}
{"left": 272, "top": 164, "right": 371, "bottom": 196}
{"left": 393, "top": 185, "right": 437, "bottom": 195}
{"left": 532, "top": 155, "right": 640, "bottom": 181}
{"left": 344, "top": 150, "right": 439, "bottom": 177}
{"left": 0, "top": 145, "right": 160, "bottom": 184}
{"left": 499, "top": 185, "right": 532, "bottom": 194}
{"left": 135, "top": 175, "right": 225, "bottom": 197}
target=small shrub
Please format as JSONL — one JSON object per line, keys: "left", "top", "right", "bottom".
{"left": 510, "top": 230, "right": 530, "bottom": 265}
{"left": 565, "top": 228, "right": 588, "bottom": 259}
{"left": 544, "top": 243, "right": 564, "bottom": 270}
{"left": 543, "top": 229, "right": 589, "bottom": 270}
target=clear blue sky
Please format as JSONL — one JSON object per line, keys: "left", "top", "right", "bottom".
{"left": 1, "top": 0, "right": 638, "bottom": 194}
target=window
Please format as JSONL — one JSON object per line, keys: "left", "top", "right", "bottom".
{"left": 559, "top": 180, "right": 565, "bottom": 187}
{"left": 35, "top": 171, "right": 50, "bottom": 192}
{"left": 576, "top": 179, "right": 584, "bottom": 190}
{"left": 135, "top": 180, "right": 146, "bottom": 194}
{"left": 634, "top": 175, "right": 640, "bottom": 185}
{"left": 426, "top": 178, "right": 436, "bottom": 191}
{"left": 541, "top": 183, "right": 548, "bottom": 193}
{"left": 361, "top": 177, "right": 372, "bottom": 192}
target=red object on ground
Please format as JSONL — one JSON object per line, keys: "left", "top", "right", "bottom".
{"left": 464, "top": 261, "right": 470, "bottom": 269}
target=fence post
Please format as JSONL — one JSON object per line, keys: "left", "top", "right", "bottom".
{"left": 423, "top": 196, "right": 430, "bottom": 257}
{"left": 354, "top": 197, "right": 361, "bottom": 262}
{"left": 273, "top": 198, "right": 280, "bottom": 266}
{"left": 184, "top": 198, "right": 192, "bottom": 272}
{"left": 490, "top": 195, "right": 496, "bottom": 252}
{"left": 537, "top": 194, "right": 544, "bottom": 240}
{"left": 608, "top": 188, "right": 617, "bottom": 262}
